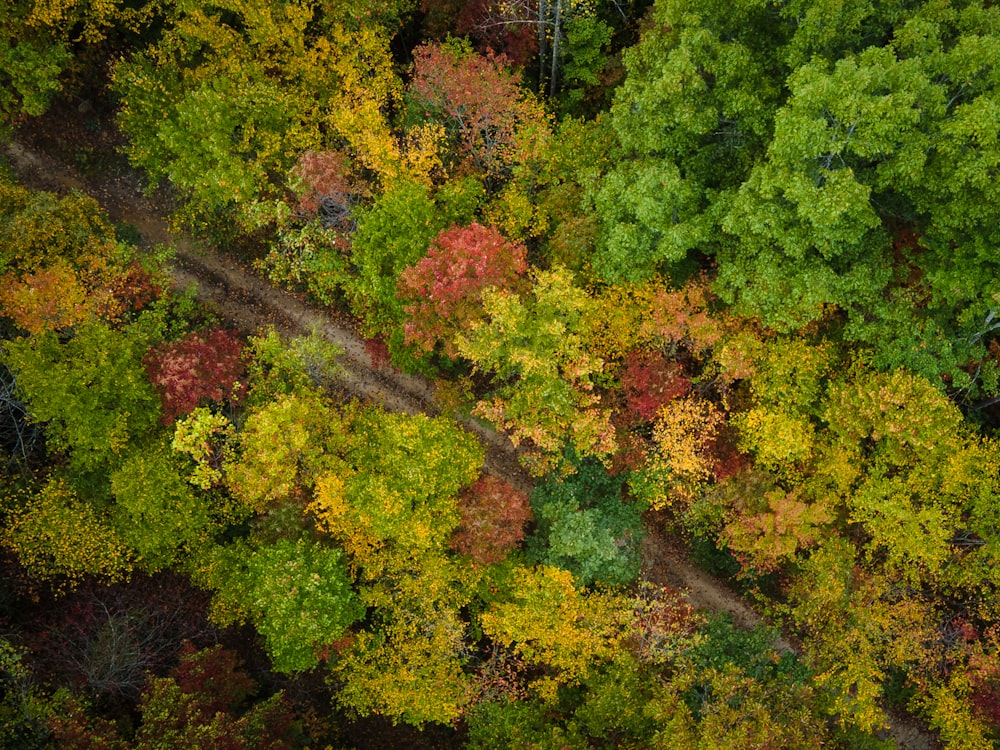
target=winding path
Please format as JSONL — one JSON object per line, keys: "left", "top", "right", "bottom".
{"left": 4, "top": 139, "right": 937, "bottom": 749}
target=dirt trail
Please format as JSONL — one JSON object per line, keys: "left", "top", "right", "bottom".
{"left": 3, "top": 139, "right": 937, "bottom": 749}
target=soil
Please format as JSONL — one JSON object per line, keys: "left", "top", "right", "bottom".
{"left": 3, "top": 120, "right": 938, "bottom": 749}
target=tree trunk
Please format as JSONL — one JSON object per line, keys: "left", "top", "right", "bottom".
{"left": 538, "top": 0, "right": 549, "bottom": 95}
{"left": 548, "top": 0, "right": 563, "bottom": 98}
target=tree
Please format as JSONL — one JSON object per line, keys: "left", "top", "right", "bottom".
{"left": 144, "top": 328, "right": 245, "bottom": 425}
{"left": 25, "top": 574, "right": 213, "bottom": 701}
{"left": 594, "top": 0, "right": 786, "bottom": 283}
{"left": 0, "top": 638, "right": 53, "bottom": 750}
{"left": 309, "top": 408, "right": 484, "bottom": 725}
{"left": 450, "top": 475, "right": 532, "bottom": 565}
{"left": 0, "top": 176, "right": 168, "bottom": 334}
{"left": 619, "top": 349, "right": 691, "bottom": 422}
{"left": 330, "top": 177, "right": 485, "bottom": 363}
{"left": 0, "top": 0, "right": 153, "bottom": 130}
{"left": 455, "top": 267, "right": 616, "bottom": 474}
{"left": 49, "top": 644, "right": 298, "bottom": 749}
{"left": 224, "top": 391, "right": 345, "bottom": 513}
{"left": 0, "top": 12, "right": 68, "bottom": 130}
{"left": 112, "top": 0, "right": 404, "bottom": 221}
{"left": 398, "top": 222, "right": 528, "bottom": 358}
{"left": 198, "top": 538, "right": 362, "bottom": 674}
{"left": 722, "top": 485, "right": 833, "bottom": 574}
{"left": 333, "top": 554, "right": 474, "bottom": 727}
{"left": 1, "top": 321, "right": 161, "bottom": 475}
{"left": 661, "top": 616, "right": 832, "bottom": 749}
{"left": 597, "top": 0, "right": 1000, "bottom": 396}
{"left": 458, "top": 0, "right": 613, "bottom": 99}
{"left": 729, "top": 336, "right": 835, "bottom": 479}
{"left": 109, "top": 443, "right": 215, "bottom": 571}
{"left": 170, "top": 407, "right": 233, "bottom": 491}
{"left": 2, "top": 478, "right": 132, "bottom": 587}
{"left": 788, "top": 538, "right": 929, "bottom": 733}
{"left": 308, "top": 408, "right": 484, "bottom": 561}
{"left": 0, "top": 362, "right": 45, "bottom": 469}
{"left": 479, "top": 564, "right": 631, "bottom": 700}
{"left": 630, "top": 394, "right": 725, "bottom": 512}
{"left": 406, "top": 39, "right": 550, "bottom": 185}
{"left": 527, "top": 456, "right": 645, "bottom": 587}
{"left": 241, "top": 327, "right": 343, "bottom": 406}
{"left": 0, "top": 261, "right": 92, "bottom": 334}
{"left": 821, "top": 368, "right": 983, "bottom": 583}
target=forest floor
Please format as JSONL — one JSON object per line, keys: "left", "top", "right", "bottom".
{"left": 4, "top": 105, "right": 937, "bottom": 749}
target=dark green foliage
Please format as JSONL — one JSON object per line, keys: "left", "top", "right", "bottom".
{"left": 0, "top": 639, "right": 52, "bottom": 750}
{"left": 0, "top": 3, "right": 71, "bottom": 131}
{"left": 687, "top": 615, "right": 805, "bottom": 684}
{"left": 465, "top": 697, "right": 589, "bottom": 750}
{"left": 526, "top": 457, "right": 645, "bottom": 587}
{"left": 1, "top": 321, "right": 161, "bottom": 476}
{"left": 555, "top": 16, "right": 614, "bottom": 117}
{"left": 199, "top": 538, "right": 362, "bottom": 674}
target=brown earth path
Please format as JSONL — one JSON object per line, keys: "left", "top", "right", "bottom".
{"left": 3, "top": 139, "right": 936, "bottom": 749}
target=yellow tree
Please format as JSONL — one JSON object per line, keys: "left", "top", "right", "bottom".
{"left": 308, "top": 408, "right": 484, "bottom": 726}
{"left": 479, "top": 564, "right": 631, "bottom": 700}
{"left": 455, "top": 267, "right": 615, "bottom": 474}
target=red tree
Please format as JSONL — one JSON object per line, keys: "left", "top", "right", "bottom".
{"left": 455, "top": 0, "right": 539, "bottom": 67}
{"left": 399, "top": 223, "right": 528, "bottom": 357}
{"left": 408, "top": 41, "right": 549, "bottom": 180}
{"left": 620, "top": 350, "right": 691, "bottom": 422}
{"left": 289, "top": 149, "right": 358, "bottom": 229}
{"left": 451, "top": 475, "right": 532, "bottom": 565}
{"left": 144, "top": 329, "right": 246, "bottom": 425}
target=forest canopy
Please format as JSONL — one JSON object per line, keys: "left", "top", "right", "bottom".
{"left": 3, "top": 0, "right": 1000, "bottom": 747}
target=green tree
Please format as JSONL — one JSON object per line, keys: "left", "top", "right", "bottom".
{"left": 109, "top": 442, "right": 214, "bottom": 571}
{"left": 198, "top": 537, "right": 362, "bottom": 674}
{"left": 527, "top": 456, "right": 644, "bottom": 587}
{"left": 2, "top": 321, "right": 161, "bottom": 476}
{"left": 599, "top": 0, "right": 1000, "bottom": 395}
{"left": 593, "top": 0, "right": 786, "bottom": 282}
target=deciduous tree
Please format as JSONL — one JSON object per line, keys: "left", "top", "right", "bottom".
{"left": 198, "top": 538, "right": 361, "bottom": 674}
{"left": 450, "top": 475, "right": 532, "bottom": 565}
{"left": 2, "top": 321, "right": 161, "bottom": 475}
{"left": 399, "top": 222, "right": 528, "bottom": 358}
{"left": 144, "top": 328, "right": 245, "bottom": 425}
{"left": 455, "top": 267, "right": 615, "bottom": 474}
{"left": 527, "top": 457, "right": 644, "bottom": 587}
{"left": 407, "top": 39, "right": 550, "bottom": 184}
{"left": 2, "top": 479, "right": 132, "bottom": 587}
{"left": 479, "top": 564, "right": 631, "bottom": 700}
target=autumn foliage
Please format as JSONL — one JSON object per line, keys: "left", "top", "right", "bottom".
{"left": 620, "top": 350, "right": 691, "bottom": 421}
{"left": 144, "top": 329, "right": 246, "bottom": 425}
{"left": 0, "top": 251, "right": 163, "bottom": 334}
{"left": 408, "top": 40, "right": 549, "bottom": 180}
{"left": 290, "top": 149, "right": 357, "bottom": 228}
{"left": 451, "top": 475, "right": 532, "bottom": 565}
{"left": 399, "top": 222, "right": 528, "bottom": 356}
